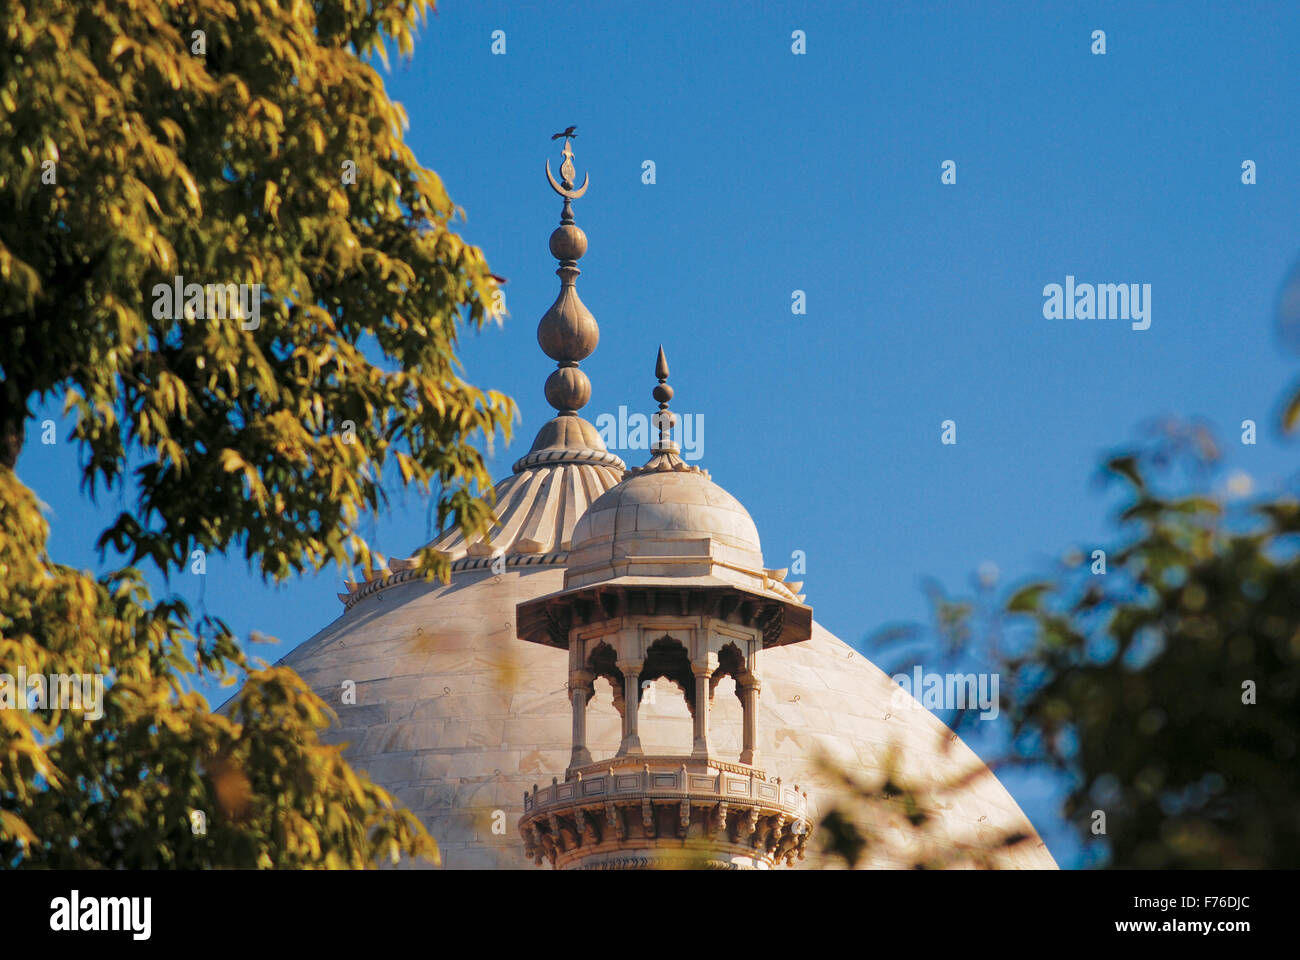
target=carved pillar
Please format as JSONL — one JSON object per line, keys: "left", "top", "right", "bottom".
{"left": 691, "top": 664, "right": 711, "bottom": 757}
{"left": 616, "top": 660, "right": 644, "bottom": 756}
{"left": 739, "top": 677, "right": 761, "bottom": 766}
{"left": 569, "top": 669, "right": 594, "bottom": 767}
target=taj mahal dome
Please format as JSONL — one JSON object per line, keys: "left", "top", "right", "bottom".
{"left": 277, "top": 138, "right": 1057, "bottom": 870}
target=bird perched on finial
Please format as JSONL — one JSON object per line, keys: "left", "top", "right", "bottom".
{"left": 551, "top": 125, "right": 577, "bottom": 141}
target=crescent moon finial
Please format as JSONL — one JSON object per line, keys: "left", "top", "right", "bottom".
{"left": 546, "top": 159, "right": 589, "bottom": 201}
{"left": 537, "top": 131, "right": 598, "bottom": 420}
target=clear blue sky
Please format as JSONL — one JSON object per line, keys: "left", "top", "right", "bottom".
{"left": 19, "top": 0, "right": 1300, "bottom": 868}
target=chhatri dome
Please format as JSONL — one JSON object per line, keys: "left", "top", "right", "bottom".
{"left": 280, "top": 136, "right": 1056, "bottom": 869}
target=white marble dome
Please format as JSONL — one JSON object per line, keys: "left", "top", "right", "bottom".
{"left": 281, "top": 564, "right": 1057, "bottom": 869}
{"left": 270, "top": 425, "right": 1056, "bottom": 869}
{"left": 563, "top": 462, "right": 776, "bottom": 594}
{"left": 571, "top": 468, "right": 762, "bottom": 562}
{"left": 259, "top": 150, "right": 1058, "bottom": 870}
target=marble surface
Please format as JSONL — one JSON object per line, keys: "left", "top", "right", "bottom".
{"left": 282, "top": 566, "right": 1057, "bottom": 869}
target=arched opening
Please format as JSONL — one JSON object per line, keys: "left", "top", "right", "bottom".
{"left": 710, "top": 643, "right": 747, "bottom": 761}
{"left": 586, "top": 642, "right": 624, "bottom": 712}
{"left": 586, "top": 676, "right": 623, "bottom": 757}
{"left": 584, "top": 642, "right": 625, "bottom": 759}
{"left": 639, "top": 635, "right": 695, "bottom": 754}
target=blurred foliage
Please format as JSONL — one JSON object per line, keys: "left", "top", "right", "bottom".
{"left": 1002, "top": 429, "right": 1299, "bottom": 868}
{"left": 820, "top": 418, "right": 1299, "bottom": 868}
{"left": 1277, "top": 255, "right": 1300, "bottom": 429}
{"left": 814, "top": 569, "right": 1036, "bottom": 868}
{"left": 0, "top": 0, "right": 515, "bottom": 866}
{"left": 815, "top": 744, "right": 1036, "bottom": 869}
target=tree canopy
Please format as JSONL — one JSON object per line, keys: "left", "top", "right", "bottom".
{"left": 1001, "top": 431, "right": 1299, "bottom": 868}
{"left": 1, "top": 0, "right": 512, "bottom": 866}
{"left": 819, "top": 421, "right": 1300, "bottom": 869}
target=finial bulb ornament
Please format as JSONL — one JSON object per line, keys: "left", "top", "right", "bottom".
{"left": 550, "top": 224, "right": 587, "bottom": 262}
{"left": 545, "top": 366, "right": 592, "bottom": 413}
{"left": 538, "top": 133, "right": 597, "bottom": 415}
{"left": 651, "top": 344, "right": 678, "bottom": 454}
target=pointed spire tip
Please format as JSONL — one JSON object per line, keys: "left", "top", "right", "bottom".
{"left": 655, "top": 344, "right": 669, "bottom": 380}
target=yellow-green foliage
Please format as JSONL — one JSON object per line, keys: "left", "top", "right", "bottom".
{"left": 0, "top": 0, "right": 513, "bottom": 866}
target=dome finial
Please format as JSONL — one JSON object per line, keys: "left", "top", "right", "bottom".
{"left": 625, "top": 344, "right": 701, "bottom": 477}
{"left": 546, "top": 127, "right": 588, "bottom": 227}
{"left": 515, "top": 134, "right": 623, "bottom": 470}
{"left": 538, "top": 132, "right": 597, "bottom": 416}
{"left": 652, "top": 345, "right": 678, "bottom": 455}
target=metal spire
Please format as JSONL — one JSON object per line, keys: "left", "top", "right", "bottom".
{"left": 652, "top": 345, "right": 678, "bottom": 454}
{"left": 537, "top": 132, "right": 596, "bottom": 417}
{"left": 625, "top": 345, "right": 704, "bottom": 479}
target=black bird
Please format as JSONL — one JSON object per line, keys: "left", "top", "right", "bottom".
{"left": 551, "top": 126, "right": 577, "bottom": 141}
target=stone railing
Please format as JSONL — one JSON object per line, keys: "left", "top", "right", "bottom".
{"left": 520, "top": 755, "right": 813, "bottom": 869}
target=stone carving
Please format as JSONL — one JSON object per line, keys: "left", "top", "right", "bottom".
{"left": 519, "top": 755, "right": 813, "bottom": 869}
{"left": 605, "top": 801, "right": 626, "bottom": 841}
{"left": 710, "top": 801, "right": 729, "bottom": 839}
{"left": 579, "top": 808, "right": 600, "bottom": 847}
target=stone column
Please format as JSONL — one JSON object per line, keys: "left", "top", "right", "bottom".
{"left": 739, "top": 677, "right": 761, "bottom": 766}
{"left": 616, "top": 660, "right": 644, "bottom": 757}
{"left": 691, "top": 664, "right": 711, "bottom": 757}
{"left": 569, "top": 669, "right": 594, "bottom": 768}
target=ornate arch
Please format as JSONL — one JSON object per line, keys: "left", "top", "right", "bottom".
{"left": 710, "top": 641, "right": 748, "bottom": 704}
{"left": 640, "top": 634, "right": 695, "bottom": 714}
{"left": 586, "top": 640, "right": 625, "bottom": 717}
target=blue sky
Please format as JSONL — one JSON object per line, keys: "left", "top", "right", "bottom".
{"left": 19, "top": 0, "right": 1300, "bottom": 868}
